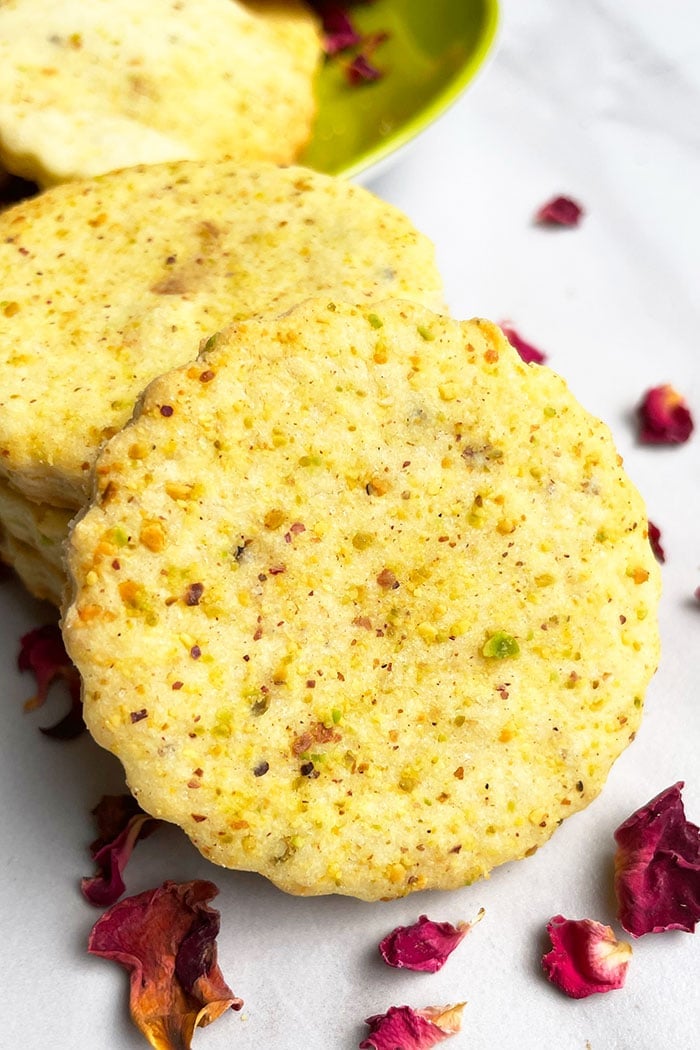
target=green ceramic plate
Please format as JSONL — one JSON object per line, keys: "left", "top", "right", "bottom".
{"left": 301, "top": 0, "right": 499, "bottom": 180}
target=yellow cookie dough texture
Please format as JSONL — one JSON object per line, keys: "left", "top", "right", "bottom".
{"left": 0, "top": 0, "right": 322, "bottom": 185}
{"left": 0, "top": 159, "right": 444, "bottom": 600}
{"left": 64, "top": 299, "right": 661, "bottom": 901}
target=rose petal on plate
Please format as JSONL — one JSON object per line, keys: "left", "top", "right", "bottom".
{"left": 360, "top": 1004, "right": 465, "bottom": 1050}
{"left": 81, "top": 794, "right": 161, "bottom": 907}
{"left": 89, "top": 880, "right": 242, "bottom": 1050}
{"left": 499, "top": 322, "right": 547, "bottom": 364}
{"left": 379, "top": 910, "right": 483, "bottom": 973}
{"left": 647, "top": 521, "right": 665, "bottom": 563}
{"left": 535, "top": 196, "right": 584, "bottom": 226}
{"left": 17, "top": 623, "right": 84, "bottom": 738}
{"left": 542, "top": 916, "right": 631, "bottom": 998}
{"left": 614, "top": 781, "right": 700, "bottom": 935}
{"left": 636, "top": 384, "right": 694, "bottom": 445}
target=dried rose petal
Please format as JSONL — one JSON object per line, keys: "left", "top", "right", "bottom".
{"left": 311, "top": 2, "right": 362, "bottom": 54}
{"left": 535, "top": 195, "right": 584, "bottom": 227}
{"left": 309, "top": 2, "right": 388, "bottom": 84}
{"left": 636, "top": 384, "right": 694, "bottom": 445}
{"left": 89, "top": 880, "right": 242, "bottom": 1050}
{"left": 499, "top": 322, "right": 547, "bottom": 364}
{"left": 647, "top": 521, "right": 665, "bottom": 563}
{"left": 360, "top": 1004, "right": 465, "bottom": 1050}
{"left": 347, "top": 51, "right": 383, "bottom": 84}
{"left": 542, "top": 916, "right": 631, "bottom": 998}
{"left": 379, "top": 910, "right": 483, "bottom": 973}
{"left": 17, "top": 623, "right": 84, "bottom": 738}
{"left": 81, "top": 794, "right": 161, "bottom": 907}
{"left": 614, "top": 781, "right": 700, "bottom": 936}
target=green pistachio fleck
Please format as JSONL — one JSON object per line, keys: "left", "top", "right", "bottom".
{"left": 417, "top": 324, "right": 435, "bottom": 341}
{"left": 367, "top": 313, "right": 383, "bottom": 329}
{"left": 482, "top": 631, "right": 520, "bottom": 659}
{"left": 352, "top": 531, "right": 375, "bottom": 550}
{"left": 331, "top": 708, "right": 342, "bottom": 724}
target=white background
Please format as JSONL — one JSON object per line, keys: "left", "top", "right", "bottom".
{"left": 1, "top": 1, "right": 698, "bottom": 1047}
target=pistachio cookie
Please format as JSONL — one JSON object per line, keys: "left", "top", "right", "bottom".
{"left": 64, "top": 300, "right": 660, "bottom": 901}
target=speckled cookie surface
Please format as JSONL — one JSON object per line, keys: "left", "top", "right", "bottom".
{"left": 0, "top": 527, "right": 63, "bottom": 605}
{"left": 0, "top": 0, "right": 321, "bottom": 185}
{"left": 0, "top": 477, "right": 69, "bottom": 603}
{"left": 63, "top": 300, "right": 660, "bottom": 901}
{"left": 0, "top": 160, "right": 444, "bottom": 509}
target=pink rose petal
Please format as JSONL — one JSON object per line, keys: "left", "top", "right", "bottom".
{"left": 535, "top": 195, "right": 584, "bottom": 227}
{"left": 636, "top": 384, "right": 694, "bottom": 445}
{"left": 542, "top": 916, "right": 631, "bottom": 998}
{"left": 81, "top": 794, "right": 161, "bottom": 907}
{"left": 499, "top": 322, "right": 547, "bottom": 364}
{"left": 614, "top": 781, "right": 700, "bottom": 935}
{"left": 312, "top": 3, "right": 362, "bottom": 55}
{"left": 309, "top": 3, "right": 388, "bottom": 84}
{"left": 360, "top": 1004, "right": 465, "bottom": 1050}
{"left": 379, "top": 910, "right": 483, "bottom": 973}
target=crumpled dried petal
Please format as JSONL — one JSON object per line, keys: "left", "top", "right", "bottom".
{"left": 311, "top": 2, "right": 362, "bottom": 54}
{"left": 614, "top": 781, "right": 700, "bottom": 936}
{"left": 360, "top": 1004, "right": 465, "bottom": 1050}
{"left": 637, "top": 384, "right": 694, "bottom": 445}
{"left": 89, "top": 880, "right": 242, "bottom": 1050}
{"left": 17, "top": 623, "right": 84, "bottom": 738}
{"left": 81, "top": 794, "right": 161, "bottom": 907}
{"left": 535, "top": 195, "right": 584, "bottom": 226}
{"left": 347, "top": 50, "right": 383, "bottom": 84}
{"left": 647, "top": 521, "right": 665, "bottom": 563}
{"left": 379, "top": 910, "right": 483, "bottom": 973}
{"left": 542, "top": 916, "right": 631, "bottom": 998}
{"left": 499, "top": 322, "right": 547, "bottom": 364}
{"left": 309, "top": 2, "right": 388, "bottom": 84}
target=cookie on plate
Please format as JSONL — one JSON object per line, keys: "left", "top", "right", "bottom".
{"left": 63, "top": 299, "right": 661, "bottom": 901}
{"left": 0, "top": 0, "right": 321, "bottom": 186}
{"left": 0, "top": 159, "right": 444, "bottom": 512}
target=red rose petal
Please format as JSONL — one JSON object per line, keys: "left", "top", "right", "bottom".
{"left": 360, "top": 1004, "right": 465, "bottom": 1050}
{"left": 18, "top": 623, "right": 84, "bottom": 738}
{"left": 535, "top": 195, "right": 584, "bottom": 227}
{"left": 309, "top": 2, "right": 388, "bottom": 84}
{"left": 647, "top": 521, "right": 665, "bottom": 563}
{"left": 637, "top": 384, "right": 694, "bottom": 445}
{"left": 347, "top": 51, "right": 383, "bottom": 84}
{"left": 89, "top": 880, "right": 242, "bottom": 1050}
{"left": 311, "top": 2, "right": 362, "bottom": 54}
{"left": 379, "top": 910, "right": 483, "bottom": 973}
{"left": 542, "top": 916, "right": 631, "bottom": 998}
{"left": 81, "top": 794, "right": 161, "bottom": 907}
{"left": 614, "top": 782, "right": 700, "bottom": 935}
{"left": 499, "top": 322, "right": 547, "bottom": 364}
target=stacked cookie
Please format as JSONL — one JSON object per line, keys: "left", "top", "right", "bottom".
{"left": 0, "top": 156, "right": 660, "bottom": 900}
{"left": 61, "top": 299, "right": 660, "bottom": 900}
{"left": 0, "top": 0, "right": 322, "bottom": 186}
{"left": 0, "top": 159, "right": 445, "bottom": 604}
